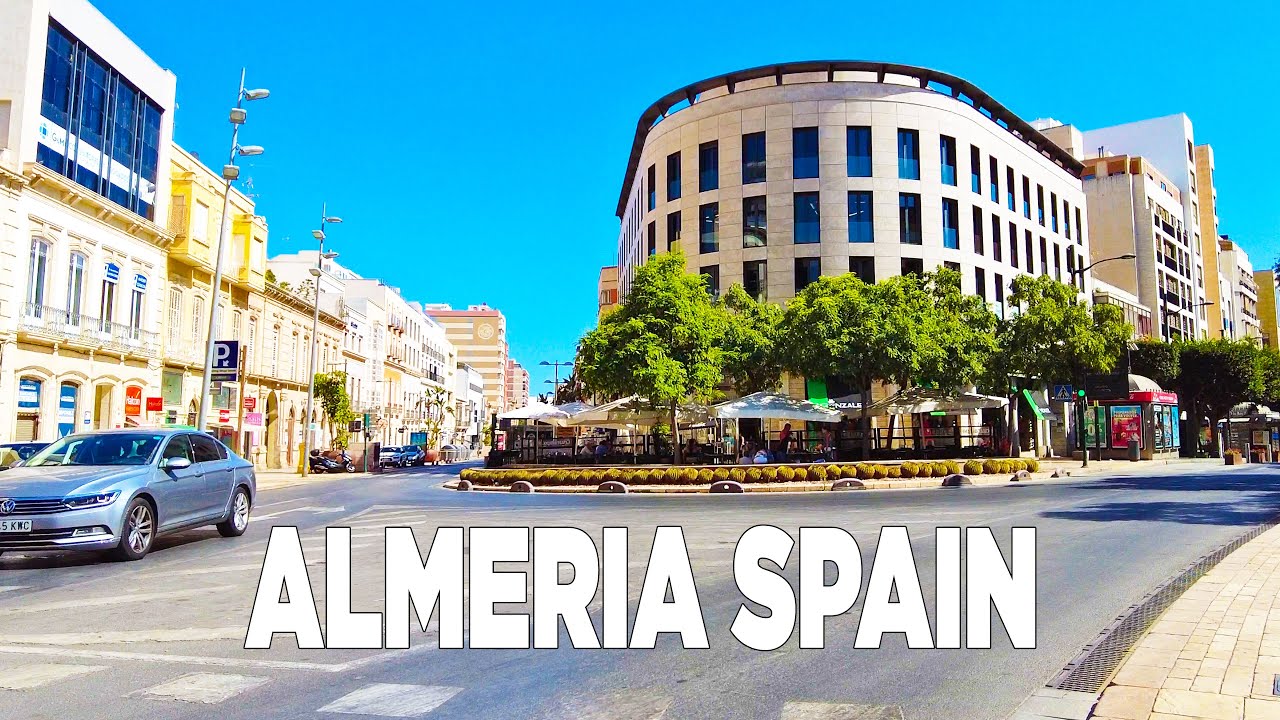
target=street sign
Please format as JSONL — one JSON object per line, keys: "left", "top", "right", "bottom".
{"left": 145, "top": 397, "right": 162, "bottom": 412}
{"left": 1052, "top": 384, "right": 1074, "bottom": 401}
{"left": 210, "top": 340, "right": 240, "bottom": 382}
{"left": 1085, "top": 373, "right": 1129, "bottom": 401}
{"left": 348, "top": 419, "right": 363, "bottom": 432}
{"left": 218, "top": 408, "right": 231, "bottom": 424}
{"left": 243, "top": 396, "right": 256, "bottom": 411}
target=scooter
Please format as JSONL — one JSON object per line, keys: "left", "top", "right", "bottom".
{"left": 339, "top": 450, "right": 356, "bottom": 473}
{"left": 308, "top": 450, "right": 345, "bottom": 474}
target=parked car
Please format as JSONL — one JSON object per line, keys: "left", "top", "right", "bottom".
{"left": 0, "top": 442, "right": 50, "bottom": 469}
{"left": 378, "top": 446, "right": 407, "bottom": 468}
{"left": 0, "top": 429, "right": 256, "bottom": 561}
{"left": 400, "top": 445, "right": 426, "bottom": 466}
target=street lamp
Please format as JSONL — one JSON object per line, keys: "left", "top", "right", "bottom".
{"left": 1068, "top": 253, "right": 1138, "bottom": 283}
{"left": 540, "top": 359, "right": 573, "bottom": 401}
{"left": 197, "top": 70, "right": 269, "bottom": 432}
{"left": 301, "top": 206, "right": 342, "bottom": 476}
{"left": 1161, "top": 301, "right": 1213, "bottom": 341}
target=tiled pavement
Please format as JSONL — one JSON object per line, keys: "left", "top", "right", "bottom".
{"left": 1090, "top": 524, "right": 1280, "bottom": 720}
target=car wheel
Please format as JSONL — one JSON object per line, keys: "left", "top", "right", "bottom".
{"left": 112, "top": 497, "right": 155, "bottom": 561}
{"left": 217, "top": 487, "right": 251, "bottom": 538}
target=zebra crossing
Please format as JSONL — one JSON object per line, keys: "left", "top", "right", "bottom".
{"left": 0, "top": 660, "right": 904, "bottom": 718}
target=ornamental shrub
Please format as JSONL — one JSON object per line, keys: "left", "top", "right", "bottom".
{"left": 840, "top": 464, "right": 860, "bottom": 479}
{"left": 899, "top": 462, "right": 917, "bottom": 478}
{"left": 856, "top": 463, "right": 874, "bottom": 480}
{"left": 872, "top": 464, "right": 889, "bottom": 479}
{"left": 662, "top": 467, "right": 679, "bottom": 483}
{"left": 460, "top": 468, "right": 477, "bottom": 481}
{"left": 915, "top": 463, "right": 933, "bottom": 478}
{"left": 729, "top": 467, "right": 746, "bottom": 483}
{"left": 744, "top": 467, "right": 763, "bottom": 483}
{"left": 697, "top": 468, "right": 714, "bottom": 484}
{"left": 964, "top": 460, "right": 984, "bottom": 475}
{"left": 982, "top": 459, "right": 999, "bottom": 474}
{"left": 713, "top": 468, "right": 730, "bottom": 483}
{"left": 943, "top": 460, "right": 961, "bottom": 475}
{"left": 1025, "top": 458, "right": 1040, "bottom": 473}
{"left": 762, "top": 466, "right": 780, "bottom": 482}
{"left": 777, "top": 466, "right": 796, "bottom": 482}
{"left": 808, "top": 465, "right": 828, "bottom": 483}
{"left": 680, "top": 467, "right": 699, "bottom": 484}
{"left": 826, "top": 465, "right": 842, "bottom": 481}
{"left": 1012, "top": 459, "right": 1028, "bottom": 472}
{"left": 604, "top": 468, "right": 623, "bottom": 483}
{"left": 886, "top": 464, "right": 901, "bottom": 478}
{"left": 930, "top": 462, "right": 949, "bottom": 477}
{"left": 791, "top": 466, "right": 808, "bottom": 482}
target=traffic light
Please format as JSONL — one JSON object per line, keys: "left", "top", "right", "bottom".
{"left": 1077, "top": 389, "right": 1086, "bottom": 398}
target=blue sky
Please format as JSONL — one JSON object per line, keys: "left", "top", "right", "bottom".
{"left": 95, "top": 0, "right": 1279, "bottom": 391}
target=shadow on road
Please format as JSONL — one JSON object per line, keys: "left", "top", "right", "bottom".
{"left": 1041, "top": 467, "right": 1280, "bottom": 526}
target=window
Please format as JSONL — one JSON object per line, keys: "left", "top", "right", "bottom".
{"left": 989, "top": 157, "right": 999, "bottom": 202}
{"left": 27, "top": 239, "right": 49, "bottom": 312}
{"left": 65, "top": 252, "right": 85, "bottom": 325}
{"left": 794, "top": 192, "right": 820, "bottom": 244}
{"left": 1008, "top": 223, "right": 1018, "bottom": 268}
{"left": 942, "top": 198, "right": 959, "bottom": 249}
{"left": 991, "top": 215, "right": 1002, "bottom": 262}
{"left": 793, "top": 127, "right": 818, "bottom": 179}
{"left": 897, "top": 129, "right": 920, "bottom": 180}
{"left": 167, "top": 287, "right": 182, "bottom": 347}
{"left": 849, "top": 256, "right": 875, "bottom": 283}
{"left": 847, "top": 126, "right": 871, "bottom": 177}
{"left": 646, "top": 165, "right": 656, "bottom": 211}
{"left": 700, "top": 266, "right": 719, "bottom": 298}
{"left": 848, "top": 191, "right": 873, "bottom": 243}
{"left": 129, "top": 283, "right": 144, "bottom": 338}
{"left": 970, "top": 146, "right": 981, "bottom": 193}
{"left": 1064, "top": 201, "right": 1071, "bottom": 238}
{"left": 37, "top": 22, "right": 164, "bottom": 219}
{"left": 666, "top": 152, "right": 681, "bottom": 201}
{"left": 667, "top": 211, "right": 681, "bottom": 250}
{"left": 246, "top": 317, "right": 257, "bottom": 373}
{"left": 699, "top": 203, "right": 719, "bottom": 253}
{"left": 901, "top": 257, "right": 924, "bottom": 277}
{"left": 647, "top": 221, "right": 656, "bottom": 256}
{"left": 699, "top": 141, "right": 718, "bottom": 191}
{"left": 972, "top": 207, "right": 984, "bottom": 256}
{"left": 162, "top": 434, "right": 192, "bottom": 463}
{"left": 191, "top": 296, "right": 204, "bottom": 349}
{"left": 899, "top": 193, "right": 922, "bottom": 244}
{"left": 1066, "top": 248, "right": 1076, "bottom": 287}
{"left": 1039, "top": 237, "right": 1048, "bottom": 275}
{"left": 794, "top": 258, "right": 821, "bottom": 292}
{"left": 1024, "top": 230, "right": 1034, "bottom": 272}
{"left": 99, "top": 273, "right": 117, "bottom": 332}
{"left": 1006, "top": 167, "right": 1015, "bottom": 210}
{"left": 994, "top": 273, "right": 1005, "bottom": 318}
{"left": 944, "top": 261, "right": 960, "bottom": 274}
{"left": 743, "top": 196, "right": 767, "bottom": 247}
{"left": 1053, "top": 243, "right": 1062, "bottom": 281}
{"left": 1075, "top": 208, "right": 1083, "bottom": 244}
{"left": 742, "top": 132, "right": 766, "bottom": 184}
{"left": 940, "top": 135, "right": 957, "bottom": 186}
{"left": 975, "top": 267, "right": 987, "bottom": 301}
{"left": 190, "top": 433, "right": 224, "bottom": 463}
{"left": 1022, "top": 176, "right": 1031, "bottom": 218}
{"left": 743, "top": 260, "right": 767, "bottom": 300}
{"left": 1036, "top": 185, "right": 1045, "bottom": 226}
{"left": 1050, "top": 192, "right": 1059, "bottom": 233}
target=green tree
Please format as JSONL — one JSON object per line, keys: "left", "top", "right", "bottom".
{"left": 1179, "top": 339, "right": 1261, "bottom": 456}
{"left": 577, "top": 252, "right": 727, "bottom": 463}
{"left": 985, "top": 275, "right": 1131, "bottom": 455}
{"left": 422, "top": 385, "right": 453, "bottom": 452}
{"left": 1253, "top": 347, "right": 1280, "bottom": 408}
{"left": 1129, "top": 338, "right": 1181, "bottom": 389}
{"left": 720, "top": 284, "right": 784, "bottom": 394}
{"left": 314, "top": 371, "right": 357, "bottom": 449}
{"left": 918, "top": 268, "right": 998, "bottom": 391}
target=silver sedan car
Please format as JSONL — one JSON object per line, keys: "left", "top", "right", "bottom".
{"left": 0, "top": 429, "right": 256, "bottom": 561}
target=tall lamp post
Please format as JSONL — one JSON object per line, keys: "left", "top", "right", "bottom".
{"left": 196, "top": 71, "right": 269, "bottom": 431}
{"left": 300, "top": 207, "right": 342, "bottom": 476}
{"left": 539, "top": 359, "right": 573, "bottom": 402}
{"left": 1065, "top": 253, "right": 1137, "bottom": 467}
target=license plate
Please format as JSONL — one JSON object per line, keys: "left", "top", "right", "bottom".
{"left": 0, "top": 520, "right": 33, "bottom": 533}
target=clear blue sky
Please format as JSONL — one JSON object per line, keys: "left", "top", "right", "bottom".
{"left": 95, "top": 0, "right": 1279, "bottom": 391}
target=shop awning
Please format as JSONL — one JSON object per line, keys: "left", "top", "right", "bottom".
{"left": 866, "top": 387, "right": 1008, "bottom": 417}
{"left": 712, "top": 392, "right": 843, "bottom": 423}
{"left": 564, "top": 395, "right": 708, "bottom": 429}
{"left": 1021, "top": 389, "right": 1059, "bottom": 422}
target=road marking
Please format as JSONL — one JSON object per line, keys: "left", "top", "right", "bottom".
{"left": 0, "top": 586, "right": 28, "bottom": 594}
{"left": 553, "top": 689, "right": 672, "bottom": 719}
{"left": 251, "top": 506, "right": 346, "bottom": 523}
{"left": 780, "top": 701, "right": 904, "bottom": 719}
{"left": 2, "top": 627, "right": 244, "bottom": 645}
{"left": 138, "top": 562, "right": 263, "bottom": 577}
{"left": 319, "top": 683, "right": 462, "bottom": 717}
{"left": 0, "top": 586, "right": 232, "bottom": 615}
{"left": 0, "top": 663, "right": 108, "bottom": 689}
{"left": 134, "top": 672, "right": 269, "bottom": 704}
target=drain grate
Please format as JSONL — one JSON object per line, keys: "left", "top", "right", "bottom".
{"left": 1049, "top": 519, "right": 1279, "bottom": 693}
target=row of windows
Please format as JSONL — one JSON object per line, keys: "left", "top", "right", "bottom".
{"left": 643, "top": 127, "right": 1084, "bottom": 245}
{"left": 26, "top": 239, "right": 146, "bottom": 334}
{"left": 648, "top": 192, "right": 1079, "bottom": 279}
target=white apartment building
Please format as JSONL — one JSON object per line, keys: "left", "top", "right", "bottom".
{"left": 454, "top": 362, "right": 484, "bottom": 449}
{"left": 0, "top": 0, "right": 175, "bottom": 441}
{"left": 1217, "top": 237, "right": 1260, "bottom": 341}
{"left": 1080, "top": 115, "right": 1211, "bottom": 337}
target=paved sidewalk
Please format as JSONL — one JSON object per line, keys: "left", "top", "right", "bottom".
{"left": 1090, "top": 523, "right": 1280, "bottom": 720}
{"left": 254, "top": 468, "right": 372, "bottom": 491}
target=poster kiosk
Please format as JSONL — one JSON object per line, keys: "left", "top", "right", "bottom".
{"left": 1083, "top": 390, "right": 1181, "bottom": 461}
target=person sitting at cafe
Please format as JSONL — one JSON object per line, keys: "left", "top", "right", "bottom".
{"left": 753, "top": 446, "right": 771, "bottom": 464}
{"left": 594, "top": 439, "right": 611, "bottom": 461}
{"left": 684, "top": 438, "right": 702, "bottom": 461}
{"left": 777, "top": 423, "right": 794, "bottom": 462}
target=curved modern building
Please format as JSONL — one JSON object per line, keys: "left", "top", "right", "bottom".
{"left": 615, "top": 61, "right": 1091, "bottom": 316}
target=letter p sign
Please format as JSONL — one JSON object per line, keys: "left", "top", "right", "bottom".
{"left": 211, "top": 340, "right": 240, "bottom": 382}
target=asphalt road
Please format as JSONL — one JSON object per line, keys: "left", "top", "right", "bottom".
{"left": 1, "top": 460, "right": 1278, "bottom": 720}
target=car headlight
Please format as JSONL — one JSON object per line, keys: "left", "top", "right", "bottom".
{"left": 63, "top": 491, "right": 121, "bottom": 509}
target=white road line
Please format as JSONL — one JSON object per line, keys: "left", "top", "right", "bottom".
{"left": 138, "top": 562, "right": 263, "bottom": 578}
{"left": 0, "top": 663, "right": 108, "bottom": 690}
{"left": 3, "top": 627, "right": 244, "bottom": 646}
{"left": 553, "top": 689, "right": 672, "bottom": 719}
{"left": 780, "top": 701, "right": 904, "bottom": 719}
{"left": 0, "top": 586, "right": 28, "bottom": 594}
{"left": 0, "top": 586, "right": 233, "bottom": 615}
{"left": 133, "top": 672, "right": 269, "bottom": 704}
{"left": 251, "top": 506, "right": 346, "bottom": 523}
{"left": 318, "top": 683, "right": 462, "bottom": 717}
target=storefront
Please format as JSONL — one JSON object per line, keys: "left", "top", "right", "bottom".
{"left": 1081, "top": 390, "right": 1180, "bottom": 460}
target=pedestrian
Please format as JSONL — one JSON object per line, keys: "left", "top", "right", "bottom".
{"left": 822, "top": 426, "right": 836, "bottom": 461}
{"left": 778, "top": 423, "right": 793, "bottom": 462}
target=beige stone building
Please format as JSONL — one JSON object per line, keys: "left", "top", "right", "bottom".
{"left": 1194, "top": 145, "right": 1224, "bottom": 335}
{"left": 1255, "top": 270, "right": 1279, "bottom": 350}
{"left": 426, "top": 304, "right": 509, "bottom": 421}
{"left": 505, "top": 358, "right": 528, "bottom": 408}
{"left": 598, "top": 265, "right": 619, "bottom": 320}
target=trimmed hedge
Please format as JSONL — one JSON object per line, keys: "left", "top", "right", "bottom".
{"left": 459, "top": 457, "right": 1047, "bottom": 487}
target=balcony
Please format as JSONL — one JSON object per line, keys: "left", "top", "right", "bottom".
{"left": 19, "top": 303, "right": 159, "bottom": 358}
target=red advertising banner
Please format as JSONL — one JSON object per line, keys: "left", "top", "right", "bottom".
{"left": 244, "top": 396, "right": 257, "bottom": 411}
{"left": 145, "top": 396, "right": 163, "bottom": 412}
{"left": 124, "top": 386, "right": 143, "bottom": 416}
{"left": 1110, "top": 405, "right": 1143, "bottom": 449}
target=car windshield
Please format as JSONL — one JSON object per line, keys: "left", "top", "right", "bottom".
{"left": 25, "top": 433, "right": 165, "bottom": 467}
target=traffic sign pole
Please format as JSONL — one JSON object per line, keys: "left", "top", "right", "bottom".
{"left": 234, "top": 345, "right": 247, "bottom": 455}
{"left": 1077, "top": 388, "right": 1088, "bottom": 468}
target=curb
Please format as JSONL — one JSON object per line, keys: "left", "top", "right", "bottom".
{"left": 441, "top": 473, "right": 1039, "bottom": 494}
